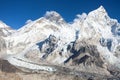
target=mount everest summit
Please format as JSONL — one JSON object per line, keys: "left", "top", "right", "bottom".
{"left": 0, "top": 6, "right": 120, "bottom": 79}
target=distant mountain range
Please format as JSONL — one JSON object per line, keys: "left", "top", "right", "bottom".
{"left": 0, "top": 6, "right": 120, "bottom": 79}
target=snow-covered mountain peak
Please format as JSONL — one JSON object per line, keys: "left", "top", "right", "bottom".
{"left": 69, "top": 6, "right": 117, "bottom": 40}
{"left": 88, "top": 6, "right": 108, "bottom": 20}
{"left": 44, "top": 11, "right": 66, "bottom": 25}
{"left": 97, "top": 6, "right": 106, "bottom": 12}
{"left": 45, "top": 11, "right": 60, "bottom": 18}
{"left": 0, "top": 21, "right": 9, "bottom": 28}
{"left": 0, "top": 21, "right": 16, "bottom": 36}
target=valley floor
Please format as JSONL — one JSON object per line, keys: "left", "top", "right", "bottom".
{"left": 0, "top": 59, "right": 119, "bottom": 80}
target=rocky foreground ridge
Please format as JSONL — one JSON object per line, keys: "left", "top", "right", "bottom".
{"left": 0, "top": 6, "right": 120, "bottom": 80}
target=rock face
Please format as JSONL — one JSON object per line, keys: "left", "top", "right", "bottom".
{"left": 0, "top": 37, "right": 6, "bottom": 51}
{"left": 114, "top": 45, "right": 120, "bottom": 58}
{"left": 0, "top": 6, "right": 120, "bottom": 79}
{"left": 40, "top": 35, "right": 59, "bottom": 55}
{"left": 65, "top": 41, "right": 104, "bottom": 67}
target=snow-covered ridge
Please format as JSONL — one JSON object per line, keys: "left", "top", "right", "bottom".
{"left": 0, "top": 21, "right": 10, "bottom": 28}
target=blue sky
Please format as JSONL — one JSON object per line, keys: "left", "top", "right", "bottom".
{"left": 0, "top": 0, "right": 120, "bottom": 29}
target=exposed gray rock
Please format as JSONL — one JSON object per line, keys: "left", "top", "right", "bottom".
{"left": 65, "top": 40, "right": 105, "bottom": 68}
{"left": 114, "top": 45, "right": 120, "bottom": 58}
{"left": 0, "top": 37, "right": 6, "bottom": 52}
{"left": 38, "top": 35, "right": 59, "bottom": 59}
{"left": 99, "top": 38, "right": 112, "bottom": 51}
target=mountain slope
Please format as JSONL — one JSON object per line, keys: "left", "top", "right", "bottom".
{"left": 0, "top": 21, "right": 16, "bottom": 58}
